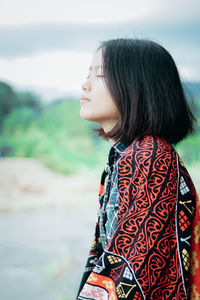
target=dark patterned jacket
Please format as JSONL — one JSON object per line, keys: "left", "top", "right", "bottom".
{"left": 77, "top": 135, "right": 200, "bottom": 299}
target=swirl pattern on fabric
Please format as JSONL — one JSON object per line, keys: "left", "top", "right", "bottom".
{"left": 77, "top": 135, "right": 199, "bottom": 300}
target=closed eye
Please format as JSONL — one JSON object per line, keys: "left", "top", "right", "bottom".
{"left": 86, "top": 75, "right": 104, "bottom": 79}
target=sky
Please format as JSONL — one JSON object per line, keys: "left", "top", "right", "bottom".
{"left": 0, "top": 0, "right": 199, "bottom": 101}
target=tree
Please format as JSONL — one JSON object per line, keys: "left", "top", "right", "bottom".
{"left": 0, "top": 81, "right": 16, "bottom": 128}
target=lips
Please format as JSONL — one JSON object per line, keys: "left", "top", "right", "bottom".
{"left": 80, "top": 96, "right": 91, "bottom": 104}
{"left": 81, "top": 96, "right": 90, "bottom": 101}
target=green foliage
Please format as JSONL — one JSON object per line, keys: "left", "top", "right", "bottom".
{"left": 3, "top": 106, "right": 40, "bottom": 132}
{"left": 175, "top": 133, "right": 200, "bottom": 165}
{"left": 0, "top": 80, "right": 200, "bottom": 176}
{"left": 0, "top": 82, "right": 110, "bottom": 174}
{"left": 16, "top": 91, "right": 43, "bottom": 111}
{"left": 0, "top": 81, "right": 43, "bottom": 131}
{"left": 0, "top": 82, "right": 16, "bottom": 129}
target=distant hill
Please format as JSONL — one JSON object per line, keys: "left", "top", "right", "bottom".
{"left": 183, "top": 81, "right": 200, "bottom": 100}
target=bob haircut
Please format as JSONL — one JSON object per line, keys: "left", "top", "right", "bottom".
{"left": 93, "top": 38, "right": 195, "bottom": 145}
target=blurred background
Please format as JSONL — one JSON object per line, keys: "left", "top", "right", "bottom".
{"left": 0, "top": 0, "right": 199, "bottom": 299}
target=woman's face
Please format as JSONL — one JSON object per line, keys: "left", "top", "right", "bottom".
{"left": 80, "top": 48, "right": 120, "bottom": 132}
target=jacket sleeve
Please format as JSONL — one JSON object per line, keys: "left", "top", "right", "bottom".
{"left": 76, "top": 221, "right": 104, "bottom": 297}
{"left": 76, "top": 169, "right": 107, "bottom": 297}
{"left": 77, "top": 136, "right": 199, "bottom": 300}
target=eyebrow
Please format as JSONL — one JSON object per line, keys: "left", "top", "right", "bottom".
{"left": 89, "top": 65, "right": 102, "bottom": 70}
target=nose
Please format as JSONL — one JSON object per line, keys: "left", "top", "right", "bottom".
{"left": 81, "top": 78, "right": 91, "bottom": 91}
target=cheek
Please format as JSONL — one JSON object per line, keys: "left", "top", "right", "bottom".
{"left": 80, "top": 100, "right": 119, "bottom": 122}
{"left": 80, "top": 82, "right": 120, "bottom": 121}
{"left": 104, "top": 104, "right": 119, "bottom": 119}
{"left": 103, "top": 97, "right": 120, "bottom": 118}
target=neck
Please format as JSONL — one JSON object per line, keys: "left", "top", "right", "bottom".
{"left": 108, "top": 138, "right": 118, "bottom": 146}
{"left": 101, "top": 121, "right": 119, "bottom": 146}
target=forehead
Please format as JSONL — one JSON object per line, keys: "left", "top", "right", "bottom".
{"left": 89, "top": 49, "right": 102, "bottom": 70}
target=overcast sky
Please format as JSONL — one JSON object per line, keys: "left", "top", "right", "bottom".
{"left": 0, "top": 0, "right": 199, "bottom": 101}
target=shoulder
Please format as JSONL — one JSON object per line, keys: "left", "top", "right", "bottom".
{"left": 117, "top": 135, "right": 178, "bottom": 184}
{"left": 120, "top": 135, "right": 176, "bottom": 163}
{"left": 116, "top": 136, "right": 179, "bottom": 222}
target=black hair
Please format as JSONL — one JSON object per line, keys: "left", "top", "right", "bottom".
{"left": 93, "top": 38, "right": 196, "bottom": 145}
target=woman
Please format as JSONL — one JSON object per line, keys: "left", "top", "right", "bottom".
{"left": 77, "top": 38, "right": 200, "bottom": 299}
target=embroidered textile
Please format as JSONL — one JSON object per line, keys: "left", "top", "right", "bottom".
{"left": 77, "top": 135, "right": 200, "bottom": 299}
{"left": 98, "top": 140, "right": 128, "bottom": 249}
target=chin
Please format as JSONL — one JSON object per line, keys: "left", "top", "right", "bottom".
{"left": 80, "top": 111, "right": 93, "bottom": 121}
{"left": 79, "top": 112, "right": 101, "bottom": 125}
